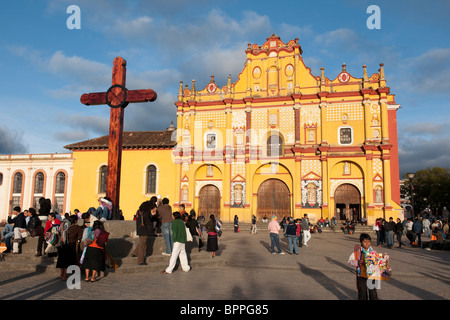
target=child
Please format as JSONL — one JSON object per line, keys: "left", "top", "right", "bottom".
{"left": 348, "top": 233, "right": 379, "bottom": 300}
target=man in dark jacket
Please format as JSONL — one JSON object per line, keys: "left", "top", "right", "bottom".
{"left": 384, "top": 217, "right": 396, "bottom": 248}
{"left": 158, "top": 198, "right": 173, "bottom": 256}
{"left": 394, "top": 218, "right": 405, "bottom": 248}
{"left": 131, "top": 201, "right": 155, "bottom": 265}
{"left": 412, "top": 218, "right": 423, "bottom": 247}
{"left": 12, "top": 208, "right": 30, "bottom": 254}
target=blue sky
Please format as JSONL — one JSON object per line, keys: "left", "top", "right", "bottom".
{"left": 0, "top": 0, "right": 449, "bottom": 177}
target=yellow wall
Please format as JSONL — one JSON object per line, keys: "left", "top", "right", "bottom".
{"left": 71, "top": 148, "right": 177, "bottom": 220}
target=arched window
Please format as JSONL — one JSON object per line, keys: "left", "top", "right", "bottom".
{"left": 55, "top": 172, "right": 65, "bottom": 194}
{"left": 99, "top": 165, "right": 107, "bottom": 194}
{"left": 33, "top": 172, "right": 45, "bottom": 209}
{"left": 267, "top": 134, "right": 283, "bottom": 157}
{"left": 12, "top": 172, "right": 23, "bottom": 210}
{"left": 0, "top": 172, "right": 3, "bottom": 185}
{"left": 34, "top": 172, "right": 44, "bottom": 193}
{"left": 13, "top": 172, "right": 23, "bottom": 193}
{"left": 146, "top": 165, "right": 157, "bottom": 194}
{"left": 54, "top": 172, "right": 66, "bottom": 213}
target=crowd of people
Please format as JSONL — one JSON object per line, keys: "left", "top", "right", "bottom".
{"left": 130, "top": 196, "right": 222, "bottom": 274}
{"left": 0, "top": 194, "right": 226, "bottom": 278}
{"left": 2, "top": 195, "right": 449, "bottom": 285}
{"left": 372, "top": 215, "right": 449, "bottom": 250}
{"left": 0, "top": 200, "right": 113, "bottom": 282}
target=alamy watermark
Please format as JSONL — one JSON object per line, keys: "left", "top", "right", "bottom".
{"left": 66, "top": 265, "right": 81, "bottom": 289}
{"left": 66, "top": 5, "right": 81, "bottom": 30}
{"left": 367, "top": 5, "right": 381, "bottom": 30}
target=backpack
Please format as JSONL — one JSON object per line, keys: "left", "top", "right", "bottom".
{"left": 96, "top": 230, "right": 110, "bottom": 247}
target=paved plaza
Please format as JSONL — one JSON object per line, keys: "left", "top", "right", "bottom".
{"left": 0, "top": 227, "right": 449, "bottom": 303}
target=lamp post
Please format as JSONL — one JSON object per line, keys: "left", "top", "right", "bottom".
{"left": 407, "top": 172, "right": 416, "bottom": 218}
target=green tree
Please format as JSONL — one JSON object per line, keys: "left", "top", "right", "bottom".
{"left": 401, "top": 167, "right": 450, "bottom": 215}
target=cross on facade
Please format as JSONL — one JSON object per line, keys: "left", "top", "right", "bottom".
{"left": 80, "top": 57, "right": 157, "bottom": 219}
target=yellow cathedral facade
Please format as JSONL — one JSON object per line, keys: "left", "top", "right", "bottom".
{"left": 65, "top": 34, "right": 402, "bottom": 225}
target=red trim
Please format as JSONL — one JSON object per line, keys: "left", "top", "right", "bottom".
{"left": 388, "top": 109, "right": 401, "bottom": 206}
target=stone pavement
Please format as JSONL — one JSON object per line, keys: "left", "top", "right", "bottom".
{"left": 0, "top": 227, "right": 449, "bottom": 302}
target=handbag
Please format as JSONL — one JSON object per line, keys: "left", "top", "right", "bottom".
{"left": 186, "top": 227, "right": 193, "bottom": 242}
{"left": 30, "top": 226, "right": 44, "bottom": 237}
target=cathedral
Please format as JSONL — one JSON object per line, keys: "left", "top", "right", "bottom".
{"left": 2, "top": 35, "right": 402, "bottom": 225}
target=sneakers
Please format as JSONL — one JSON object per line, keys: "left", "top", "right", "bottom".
{"left": 278, "top": 251, "right": 285, "bottom": 255}
{"left": 161, "top": 252, "right": 171, "bottom": 256}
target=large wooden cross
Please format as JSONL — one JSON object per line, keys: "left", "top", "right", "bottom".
{"left": 80, "top": 57, "right": 157, "bottom": 219}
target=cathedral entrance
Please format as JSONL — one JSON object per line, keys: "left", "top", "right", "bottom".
{"left": 257, "top": 179, "right": 291, "bottom": 220}
{"left": 198, "top": 185, "right": 221, "bottom": 219}
{"left": 334, "top": 184, "right": 361, "bottom": 221}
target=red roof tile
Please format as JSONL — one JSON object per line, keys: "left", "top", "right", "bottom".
{"left": 64, "top": 130, "right": 177, "bottom": 151}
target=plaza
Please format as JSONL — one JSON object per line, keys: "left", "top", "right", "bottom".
{"left": 1, "top": 224, "right": 449, "bottom": 301}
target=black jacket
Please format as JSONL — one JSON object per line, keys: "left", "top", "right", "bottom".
{"left": 394, "top": 222, "right": 404, "bottom": 234}
{"left": 384, "top": 221, "right": 396, "bottom": 232}
{"left": 14, "top": 212, "right": 27, "bottom": 229}
{"left": 135, "top": 210, "right": 154, "bottom": 236}
{"left": 27, "top": 215, "right": 42, "bottom": 230}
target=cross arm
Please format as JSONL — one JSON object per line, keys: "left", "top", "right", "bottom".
{"left": 80, "top": 89, "right": 157, "bottom": 106}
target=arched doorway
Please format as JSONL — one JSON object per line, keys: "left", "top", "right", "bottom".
{"left": 198, "top": 185, "right": 221, "bottom": 219}
{"left": 257, "top": 179, "right": 290, "bottom": 220}
{"left": 334, "top": 184, "right": 361, "bottom": 221}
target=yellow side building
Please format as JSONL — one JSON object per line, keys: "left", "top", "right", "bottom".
{"left": 66, "top": 34, "right": 403, "bottom": 224}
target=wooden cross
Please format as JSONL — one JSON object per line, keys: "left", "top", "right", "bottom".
{"left": 80, "top": 57, "right": 157, "bottom": 219}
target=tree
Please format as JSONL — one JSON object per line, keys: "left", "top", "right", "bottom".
{"left": 401, "top": 167, "right": 450, "bottom": 215}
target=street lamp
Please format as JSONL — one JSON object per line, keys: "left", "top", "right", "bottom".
{"left": 407, "top": 172, "right": 415, "bottom": 218}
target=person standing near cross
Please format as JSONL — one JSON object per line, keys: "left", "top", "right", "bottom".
{"left": 80, "top": 57, "right": 157, "bottom": 219}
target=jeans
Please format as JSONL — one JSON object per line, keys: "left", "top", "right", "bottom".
{"left": 88, "top": 206, "right": 110, "bottom": 220}
{"left": 287, "top": 235, "right": 299, "bottom": 254}
{"left": 385, "top": 230, "right": 394, "bottom": 247}
{"left": 161, "top": 222, "right": 173, "bottom": 254}
{"left": 396, "top": 232, "right": 404, "bottom": 247}
{"left": 3, "top": 224, "right": 13, "bottom": 236}
{"left": 270, "top": 233, "right": 282, "bottom": 253}
{"left": 413, "top": 232, "right": 422, "bottom": 246}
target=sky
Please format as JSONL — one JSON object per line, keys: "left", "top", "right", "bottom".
{"left": 0, "top": 0, "right": 449, "bottom": 177}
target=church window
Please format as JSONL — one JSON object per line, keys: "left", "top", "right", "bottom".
{"left": 99, "top": 165, "right": 107, "bottom": 194}
{"left": 33, "top": 172, "right": 45, "bottom": 210}
{"left": 206, "top": 133, "right": 217, "bottom": 149}
{"left": 12, "top": 172, "right": 23, "bottom": 210}
{"left": 55, "top": 172, "right": 66, "bottom": 194}
{"left": 13, "top": 172, "right": 23, "bottom": 194}
{"left": 54, "top": 172, "right": 66, "bottom": 213}
{"left": 267, "top": 134, "right": 283, "bottom": 157}
{"left": 34, "top": 172, "right": 44, "bottom": 194}
{"left": 339, "top": 127, "right": 353, "bottom": 145}
{"left": 147, "top": 165, "right": 157, "bottom": 194}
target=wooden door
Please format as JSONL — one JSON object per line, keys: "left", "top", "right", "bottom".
{"left": 198, "top": 185, "right": 221, "bottom": 219}
{"left": 334, "top": 184, "right": 360, "bottom": 221}
{"left": 257, "top": 179, "right": 290, "bottom": 220}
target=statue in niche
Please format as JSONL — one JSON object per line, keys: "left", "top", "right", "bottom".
{"left": 182, "top": 185, "right": 188, "bottom": 202}
{"left": 207, "top": 165, "right": 213, "bottom": 177}
{"left": 231, "top": 183, "right": 245, "bottom": 207}
{"left": 344, "top": 162, "right": 350, "bottom": 175}
{"left": 307, "top": 183, "right": 317, "bottom": 204}
{"left": 375, "top": 187, "right": 383, "bottom": 203}
{"left": 234, "top": 184, "right": 243, "bottom": 206}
